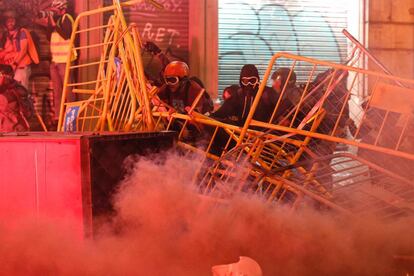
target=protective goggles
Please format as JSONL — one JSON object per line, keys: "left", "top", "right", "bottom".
{"left": 241, "top": 76, "right": 259, "bottom": 86}
{"left": 164, "top": 76, "right": 181, "bottom": 85}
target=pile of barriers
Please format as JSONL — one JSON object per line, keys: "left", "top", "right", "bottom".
{"left": 57, "top": 0, "right": 414, "bottom": 221}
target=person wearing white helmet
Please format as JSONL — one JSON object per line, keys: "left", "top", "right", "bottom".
{"left": 212, "top": 256, "right": 263, "bottom": 276}
{"left": 35, "top": 0, "right": 76, "bottom": 125}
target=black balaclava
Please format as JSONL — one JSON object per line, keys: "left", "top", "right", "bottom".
{"left": 239, "top": 64, "right": 260, "bottom": 97}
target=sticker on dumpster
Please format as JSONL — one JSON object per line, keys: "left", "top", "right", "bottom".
{"left": 64, "top": 105, "right": 80, "bottom": 132}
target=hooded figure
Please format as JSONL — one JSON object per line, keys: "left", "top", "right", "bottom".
{"left": 46, "top": 0, "right": 77, "bottom": 123}
{"left": 271, "top": 67, "right": 302, "bottom": 108}
{"left": 212, "top": 64, "right": 288, "bottom": 126}
{"left": 239, "top": 64, "right": 260, "bottom": 97}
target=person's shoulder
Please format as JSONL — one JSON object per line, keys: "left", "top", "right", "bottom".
{"left": 262, "top": 86, "right": 277, "bottom": 99}
{"left": 225, "top": 89, "right": 242, "bottom": 104}
{"left": 225, "top": 84, "right": 240, "bottom": 94}
{"left": 157, "top": 84, "right": 168, "bottom": 97}
{"left": 263, "top": 86, "right": 274, "bottom": 93}
{"left": 186, "top": 79, "right": 205, "bottom": 98}
{"left": 14, "top": 82, "right": 28, "bottom": 95}
{"left": 15, "top": 83, "right": 28, "bottom": 91}
{"left": 234, "top": 86, "right": 244, "bottom": 96}
{"left": 289, "top": 85, "right": 302, "bottom": 98}
{"left": 189, "top": 76, "right": 205, "bottom": 88}
{"left": 17, "top": 28, "right": 29, "bottom": 39}
{"left": 222, "top": 84, "right": 239, "bottom": 101}
{"left": 189, "top": 78, "right": 203, "bottom": 90}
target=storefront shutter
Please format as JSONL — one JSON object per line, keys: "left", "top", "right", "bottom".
{"left": 103, "top": 0, "right": 190, "bottom": 76}
{"left": 218, "top": 0, "right": 350, "bottom": 95}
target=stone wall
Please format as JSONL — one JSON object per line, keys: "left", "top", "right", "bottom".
{"left": 368, "top": 0, "right": 414, "bottom": 79}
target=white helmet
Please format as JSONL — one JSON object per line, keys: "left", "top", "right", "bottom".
{"left": 52, "top": 0, "right": 68, "bottom": 9}
{"left": 212, "top": 256, "right": 263, "bottom": 276}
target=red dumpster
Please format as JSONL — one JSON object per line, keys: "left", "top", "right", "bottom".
{"left": 0, "top": 132, "right": 175, "bottom": 237}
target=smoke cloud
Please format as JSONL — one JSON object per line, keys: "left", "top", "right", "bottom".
{"left": 0, "top": 152, "right": 413, "bottom": 275}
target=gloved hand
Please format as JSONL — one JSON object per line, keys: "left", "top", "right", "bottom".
{"left": 144, "top": 41, "right": 161, "bottom": 55}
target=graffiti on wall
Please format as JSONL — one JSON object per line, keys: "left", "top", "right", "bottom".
{"left": 132, "top": 0, "right": 184, "bottom": 13}
{"left": 101, "top": 0, "right": 189, "bottom": 79}
{"left": 127, "top": 0, "right": 188, "bottom": 61}
{"left": 218, "top": 0, "right": 349, "bottom": 90}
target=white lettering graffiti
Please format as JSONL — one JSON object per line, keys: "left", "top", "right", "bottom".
{"left": 141, "top": 23, "right": 180, "bottom": 47}
{"left": 133, "top": 0, "right": 183, "bottom": 13}
{"left": 167, "top": 29, "right": 180, "bottom": 45}
{"left": 142, "top": 22, "right": 155, "bottom": 40}
{"left": 155, "top": 27, "right": 166, "bottom": 42}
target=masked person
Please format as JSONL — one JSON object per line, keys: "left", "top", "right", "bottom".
{"left": 154, "top": 61, "right": 213, "bottom": 143}
{"left": 0, "top": 11, "right": 33, "bottom": 89}
{"left": 212, "top": 64, "right": 287, "bottom": 126}
{"left": 0, "top": 64, "right": 31, "bottom": 132}
{"left": 156, "top": 61, "right": 213, "bottom": 115}
{"left": 270, "top": 67, "right": 305, "bottom": 125}
{"left": 208, "top": 65, "right": 285, "bottom": 157}
{"left": 271, "top": 68, "right": 300, "bottom": 101}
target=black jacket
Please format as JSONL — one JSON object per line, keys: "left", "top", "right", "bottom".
{"left": 212, "top": 86, "right": 291, "bottom": 126}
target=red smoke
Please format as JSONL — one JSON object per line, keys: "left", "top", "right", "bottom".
{"left": 0, "top": 153, "right": 413, "bottom": 275}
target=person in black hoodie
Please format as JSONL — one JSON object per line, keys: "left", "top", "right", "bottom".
{"left": 207, "top": 65, "right": 291, "bottom": 156}
{"left": 212, "top": 64, "right": 288, "bottom": 126}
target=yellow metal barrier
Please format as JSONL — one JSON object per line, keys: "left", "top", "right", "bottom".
{"left": 151, "top": 52, "right": 414, "bottom": 218}
{"left": 55, "top": 1, "right": 414, "bottom": 219}
{"left": 152, "top": 52, "right": 414, "bottom": 169}
{"left": 57, "top": 0, "right": 161, "bottom": 132}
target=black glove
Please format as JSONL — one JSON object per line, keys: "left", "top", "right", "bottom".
{"left": 144, "top": 41, "right": 161, "bottom": 55}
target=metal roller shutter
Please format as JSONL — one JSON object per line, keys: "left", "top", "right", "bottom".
{"left": 125, "top": 1, "right": 189, "bottom": 61}
{"left": 104, "top": 0, "right": 190, "bottom": 73}
{"left": 218, "top": 0, "right": 350, "bottom": 95}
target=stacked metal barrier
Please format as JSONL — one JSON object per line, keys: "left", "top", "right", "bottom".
{"left": 58, "top": 2, "right": 414, "bottom": 220}
{"left": 157, "top": 53, "right": 414, "bottom": 219}
{"left": 57, "top": 0, "right": 158, "bottom": 132}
